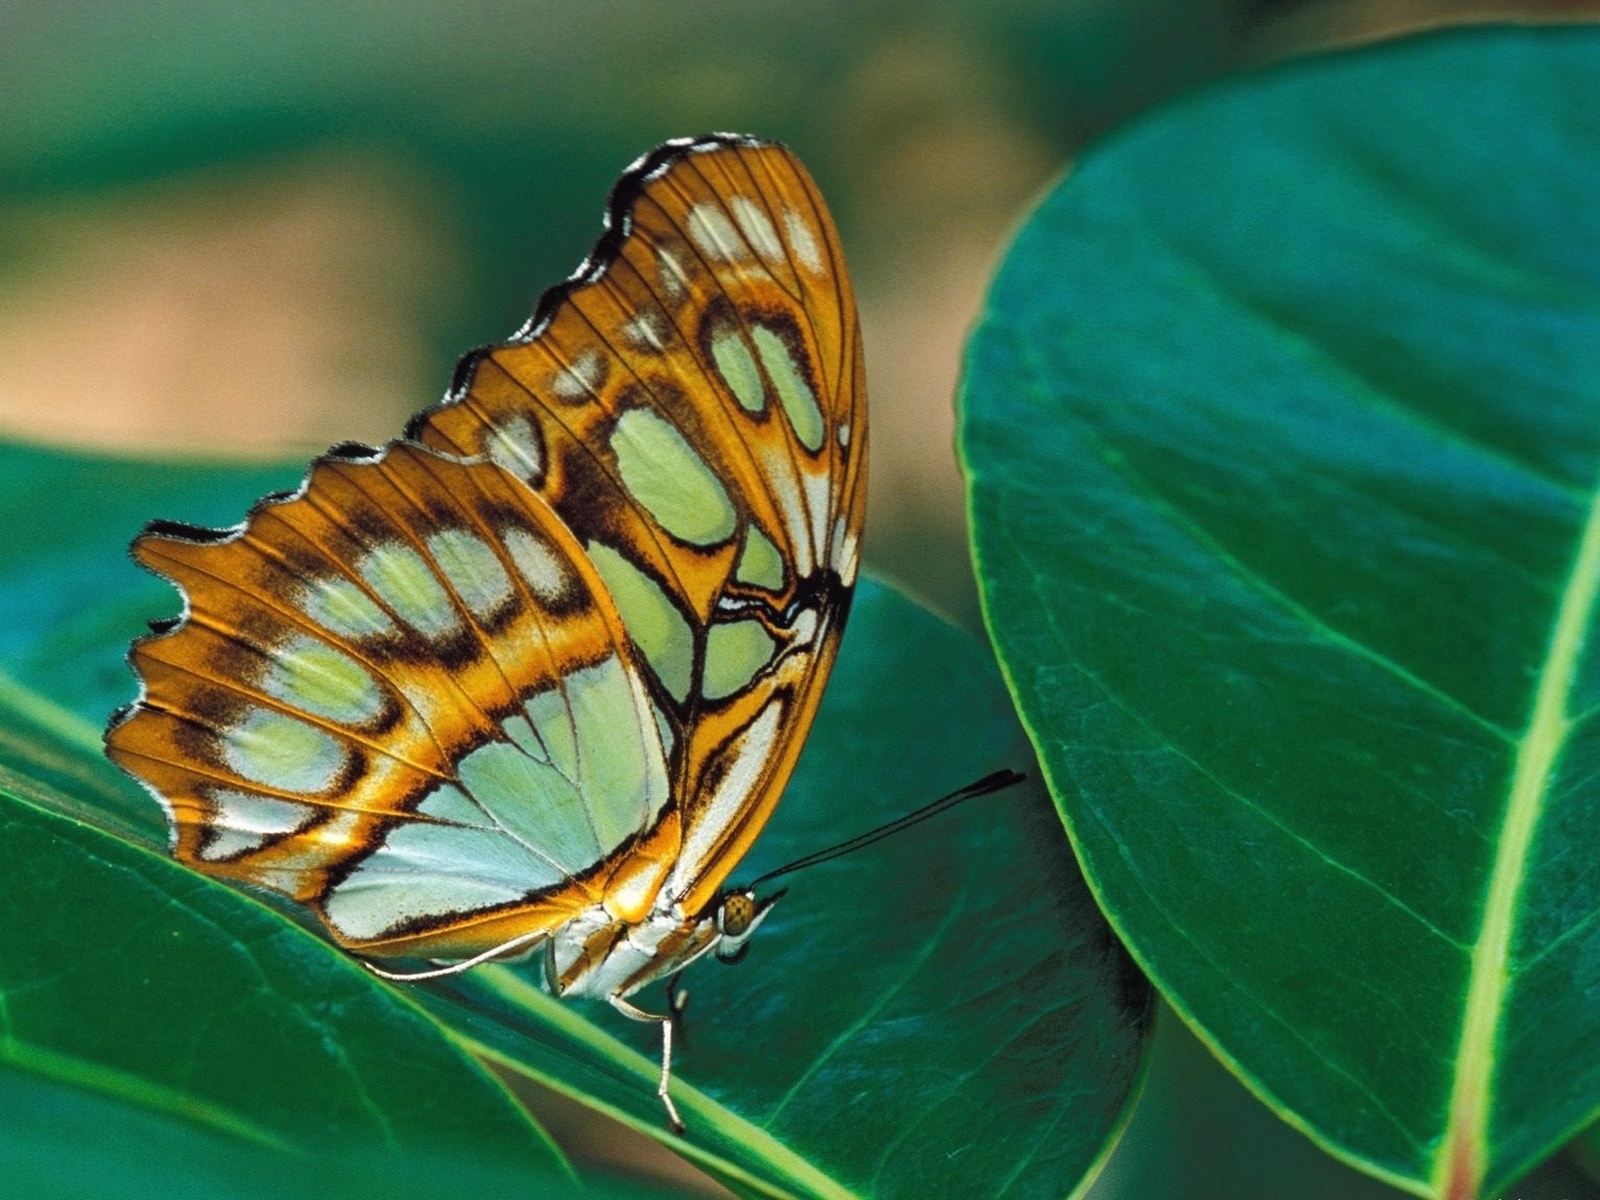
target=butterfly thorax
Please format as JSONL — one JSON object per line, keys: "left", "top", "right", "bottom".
{"left": 547, "top": 904, "right": 720, "bottom": 1000}
{"left": 549, "top": 877, "right": 781, "bottom": 1000}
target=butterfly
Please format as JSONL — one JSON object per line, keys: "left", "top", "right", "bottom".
{"left": 104, "top": 133, "right": 866, "bottom": 1131}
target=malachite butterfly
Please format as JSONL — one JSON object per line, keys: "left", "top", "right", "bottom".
{"left": 104, "top": 134, "right": 865, "bottom": 1130}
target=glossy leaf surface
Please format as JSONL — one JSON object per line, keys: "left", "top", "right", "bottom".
{"left": 0, "top": 1063, "right": 683, "bottom": 1200}
{"left": 0, "top": 440, "right": 1151, "bottom": 1198}
{"left": 961, "top": 25, "right": 1600, "bottom": 1200}
{"left": 0, "top": 708, "right": 576, "bottom": 1189}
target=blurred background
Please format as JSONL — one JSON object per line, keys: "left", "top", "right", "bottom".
{"left": 3, "top": 1, "right": 1597, "bottom": 1196}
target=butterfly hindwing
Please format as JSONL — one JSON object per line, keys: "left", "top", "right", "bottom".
{"left": 106, "top": 442, "right": 675, "bottom": 958}
{"left": 413, "top": 135, "right": 865, "bottom": 915}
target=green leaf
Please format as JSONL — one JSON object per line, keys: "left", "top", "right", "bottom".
{"left": 0, "top": 443, "right": 303, "bottom": 729}
{"left": 0, "top": 1062, "right": 676, "bottom": 1200}
{"left": 0, "top": 439, "right": 1152, "bottom": 1198}
{"left": 0, "top": 705, "right": 575, "bottom": 1189}
{"left": 960, "top": 25, "right": 1600, "bottom": 1200}
{"left": 1574, "top": 1124, "right": 1600, "bottom": 1187}
{"left": 428, "top": 583, "right": 1153, "bottom": 1198}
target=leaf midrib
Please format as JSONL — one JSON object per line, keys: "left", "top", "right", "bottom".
{"left": 1436, "top": 481, "right": 1600, "bottom": 1198}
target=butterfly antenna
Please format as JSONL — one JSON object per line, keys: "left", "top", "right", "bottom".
{"left": 747, "top": 768, "right": 1027, "bottom": 889}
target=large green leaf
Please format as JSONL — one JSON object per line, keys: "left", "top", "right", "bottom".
{"left": 0, "top": 1063, "right": 672, "bottom": 1200}
{"left": 0, "top": 700, "right": 577, "bottom": 1193}
{"left": 0, "top": 439, "right": 1151, "bottom": 1197}
{"left": 960, "top": 24, "right": 1600, "bottom": 1200}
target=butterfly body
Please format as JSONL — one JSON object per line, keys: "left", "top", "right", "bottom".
{"left": 104, "top": 133, "right": 864, "bottom": 1057}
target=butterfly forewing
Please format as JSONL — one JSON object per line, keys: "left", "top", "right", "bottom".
{"left": 413, "top": 136, "right": 865, "bottom": 914}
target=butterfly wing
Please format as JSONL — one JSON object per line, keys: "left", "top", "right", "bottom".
{"left": 412, "top": 135, "right": 866, "bottom": 917}
{"left": 106, "top": 442, "right": 673, "bottom": 960}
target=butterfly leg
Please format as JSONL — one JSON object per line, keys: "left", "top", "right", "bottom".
{"left": 609, "top": 993, "right": 686, "bottom": 1135}
{"left": 666, "top": 970, "right": 690, "bottom": 1049}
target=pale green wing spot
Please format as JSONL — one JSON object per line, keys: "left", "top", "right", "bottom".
{"left": 503, "top": 527, "right": 571, "bottom": 604}
{"left": 563, "top": 654, "right": 669, "bottom": 843}
{"left": 198, "top": 789, "right": 314, "bottom": 861}
{"left": 517, "top": 691, "right": 576, "bottom": 772}
{"left": 324, "top": 870, "right": 528, "bottom": 942}
{"left": 702, "top": 619, "right": 777, "bottom": 701}
{"left": 301, "top": 576, "right": 396, "bottom": 639}
{"left": 219, "top": 708, "right": 345, "bottom": 793}
{"left": 457, "top": 741, "right": 600, "bottom": 873}
{"left": 587, "top": 541, "right": 694, "bottom": 703}
{"left": 260, "top": 634, "right": 384, "bottom": 724}
{"left": 753, "top": 324, "right": 825, "bottom": 452}
{"left": 652, "top": 701, "right": 675, "bottom": 759}
{"left": 427, "top": 528, "right": 514, "bottom": 621}
{"left": 323, "top": 786, "right": 562, "bottom": 940}
{"left": 502, "top": 711, "right": 550, "bottom": 765}
{"left": 358, "top": 542, "right": 461, "bottom": 637}
{"left": 712, "top": 328, "right": 766, "bottom": 413}
{"left": 454, "top": 657, "right": 668, "bottom": 869}
{"left": 610, "top": 407, "right": 737, "bottom": 546}
{"left": 735, "top": 525, "right": 785, "bottom": 590}
{"left": 416, "top": 783, "right": 493, "bottom": 827}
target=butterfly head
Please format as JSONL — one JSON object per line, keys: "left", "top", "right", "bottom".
{"left": 712, "top": 887, "right": 786, "bottom": 965}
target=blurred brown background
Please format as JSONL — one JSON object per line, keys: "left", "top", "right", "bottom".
{"left": 2, "top": 2, "right": 1595, "bottom": 1197}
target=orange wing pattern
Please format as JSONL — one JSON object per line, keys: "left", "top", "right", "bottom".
{"left": 106, "top": 134, "right": 865, "bottom": 966}
{"left": 107, "top": 444, "right": 675, "bottom": 958}
{"left": 412, "top": 135, "right": 865, "bottom": 915}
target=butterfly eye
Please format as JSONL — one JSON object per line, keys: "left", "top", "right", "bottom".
{"left": 714, "top": 887, "right": 784, "bottom": 964}
{"left": 717, "top": 891, "right": 757, "bottom": 937}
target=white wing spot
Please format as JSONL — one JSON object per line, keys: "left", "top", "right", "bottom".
{"left": 761, "top": 444, "right": 814, "bottom": 578}
{"left": 802, "top": 470, "right": 831, "bottom": 566}
{"left": 687, "top": 203, "right": 748, "bottom": 263}
{"left": 552, "top": 348, "right": 604, "bottom": 400}
{"left": 200, "top": 789, "right": 315, "bottom": 861}
{"left": 483, "top": 414, "right": 544, "bottom": 482}
{"left": 785, "top": 208, "right": 824, "bottom": 274}
{"left": 839, "top": 527, "right": 860, "bottom": 586}
{"left": 503, "top": 527, "right": 571, "bottom": 604}
{"left": 732, "top": 196, "right": 783, "bottom": 261}
{"left": 791, "top": 608, "right": 819, "bottom": 647}
{"left": 656, "top": 244, "right": 689, "bottom": 303}
{"left": 624, "top": 309, "right": 669, "bottom": 352}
